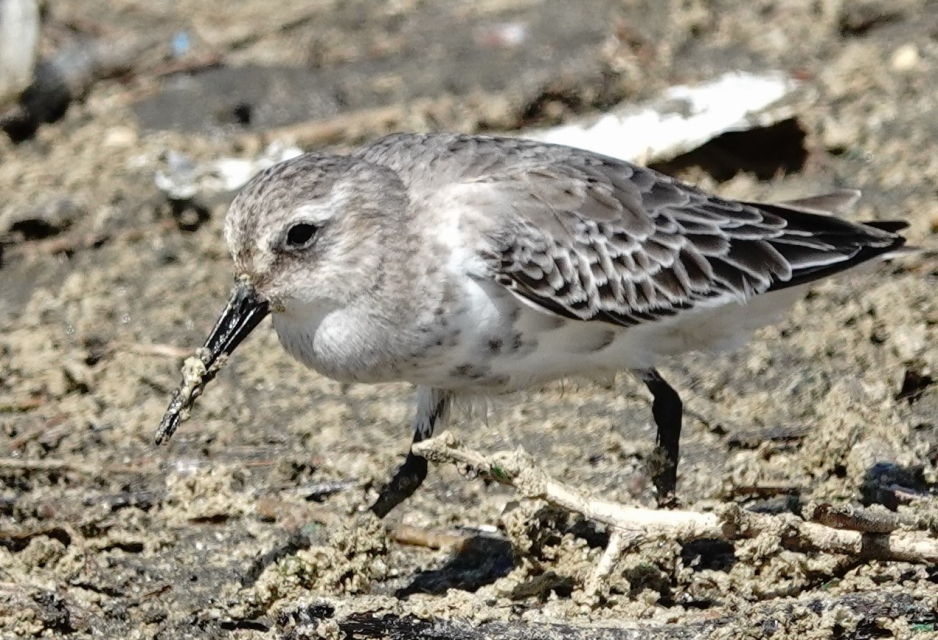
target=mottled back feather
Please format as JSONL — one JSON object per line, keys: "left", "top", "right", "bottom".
{"left": 358, "top": 133, "right": 906, "bottom": 329}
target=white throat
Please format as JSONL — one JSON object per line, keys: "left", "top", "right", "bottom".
{"left": 271, "top": 299, "right": 402, "bottom": 384}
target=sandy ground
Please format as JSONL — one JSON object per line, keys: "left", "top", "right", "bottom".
{"left": 1, "top": 0, "right": 937, "bottom": 638}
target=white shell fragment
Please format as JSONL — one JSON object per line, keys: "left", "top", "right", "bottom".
{"left": 155, "top": 140, "right": 303, "bottom": 201}
{"left": 525, "top": 71, "right": 802, "bottom": 164}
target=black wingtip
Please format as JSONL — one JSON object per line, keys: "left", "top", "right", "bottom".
{"left": 766, "top": 226, "right": 908, "bottom": 293}
{"left": 861, "top": 220, "right": 909, "bottom": 234}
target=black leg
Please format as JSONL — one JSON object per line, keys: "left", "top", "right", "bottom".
{"left": 370, "top": 388, "right": 451, "bottom": 518}
{"left": 370, "top": 449, "right": 428, "bottom": 518}
{"left": 641, "top": 368, "right": 683, "bottom": 507}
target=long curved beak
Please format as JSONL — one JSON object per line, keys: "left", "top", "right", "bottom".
{"left": 154, "top": 276, "right": 270, "bottom": 445}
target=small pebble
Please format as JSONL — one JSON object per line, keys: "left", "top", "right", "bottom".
{"left": 103, "top": 126, "right": 138, "bottom": 148}
{"left": 890, "top": 44, "right": 919, "bottom": 72}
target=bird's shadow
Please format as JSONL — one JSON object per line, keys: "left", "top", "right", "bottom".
{"left": 861, "top": 461, "right": 934, "bottom": 509}
{"left": 395, "top": 535, "right": 515, "bottom": 598}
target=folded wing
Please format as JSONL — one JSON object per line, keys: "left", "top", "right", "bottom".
{"left": 475, "top": 156, "right": 906, "bottom": 327}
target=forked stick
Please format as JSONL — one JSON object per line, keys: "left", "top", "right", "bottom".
{"left": 413, "top": 432, "right": 938, "bottom": 594}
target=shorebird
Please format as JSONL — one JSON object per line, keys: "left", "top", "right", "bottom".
{"left": 156, "top": 132, "right": 908, "bottom": 514}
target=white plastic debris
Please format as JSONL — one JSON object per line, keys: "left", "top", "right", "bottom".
{"left": 155, "top": 140, "right": 303, "bottom": 200}
{"left": 526, "top": 71, "right": 802, "bottom": 164}
{"left": 476, "top": 21, "right": 529, "bottom": 49}
{"left": 0, "top": 0, "right": 40, "bottom": 109}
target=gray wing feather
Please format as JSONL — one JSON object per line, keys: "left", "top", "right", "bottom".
{"left": 768, "top": 189, "right": 861, "bottom": 214}
{"left": 458, "top": 143, "right": 903, "bottom": 327}
{"left": 359, "top": 133, "right": 905, "bottom": 327}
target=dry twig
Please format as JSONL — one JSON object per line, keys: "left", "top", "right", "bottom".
{"left": 387, "top": 524, "right": 470, "bottom": 551}
{"left": 807, "top": 501, "right": 935, "bottom": 534}
{"left": 0, "top": 457, "right": 101, "bottom": 475}
{"left": 413, "top": 432, "right": 938, "bottom": 594}
{"left": 0, "top": 458, "right": 143, "bottom": 476}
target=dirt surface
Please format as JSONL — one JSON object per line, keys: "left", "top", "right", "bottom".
{"left": 1, "top": 0, "right": 938, "bottom": 638}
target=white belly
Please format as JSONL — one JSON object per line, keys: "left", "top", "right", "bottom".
{"left": 271, "top": 274, "right": 806, "bottom": 392}
{"left": 401, "top": 281, "right": 807, "bottom": 393}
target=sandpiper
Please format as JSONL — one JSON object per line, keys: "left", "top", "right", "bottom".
{"left": 156, "top": 132, "right": 908, "bottom": 514}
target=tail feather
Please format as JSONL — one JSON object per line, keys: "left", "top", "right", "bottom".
{"left": 746, "top": 193, "right": 909, "bottom": 293}
{"left": 774, "top": 189, "right": 861, "bottom": 214}
{"left": 861, "top": 220, "right": 909, "bottom": 234}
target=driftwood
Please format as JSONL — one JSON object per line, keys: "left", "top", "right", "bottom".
{"left": 412, "top": 432, "right": 938, "bottom": 595}
{"left": 276, "top": 592, "right": 937, "bottom": 640}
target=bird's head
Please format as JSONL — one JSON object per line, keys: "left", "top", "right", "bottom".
{"left": 154, "top": 153, "right": 408, "bottom": 443}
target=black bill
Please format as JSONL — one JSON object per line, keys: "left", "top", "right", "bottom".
{"left": 154, "top": 277, "right": 270, "bottom": 445}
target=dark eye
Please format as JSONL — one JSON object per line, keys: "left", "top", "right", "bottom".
{"left": 286, "top": 223, "right": 318, "bottom": 248}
